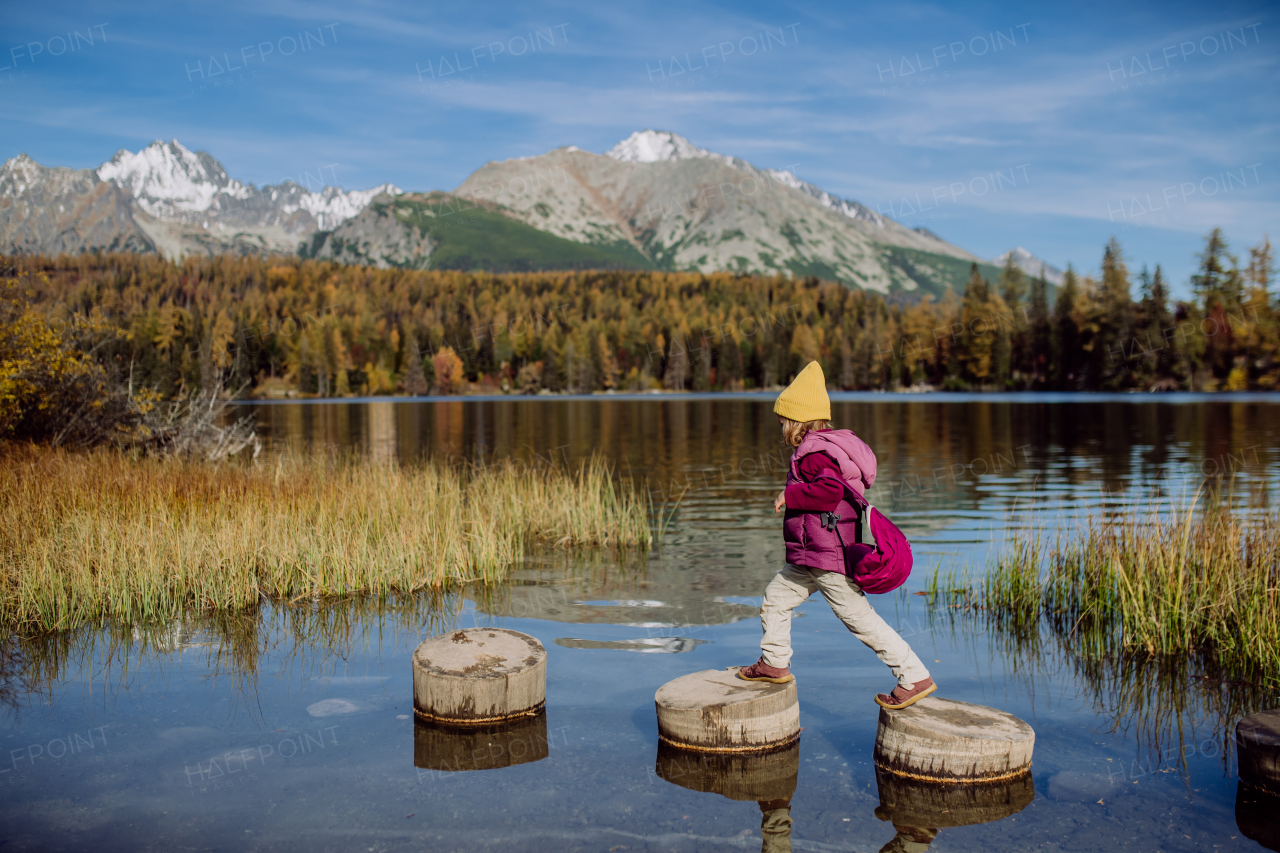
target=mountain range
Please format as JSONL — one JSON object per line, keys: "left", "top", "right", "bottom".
{"left": 0, "top": 141, "right": 397, "bottom": 259}
{"left": 1, "top": 131, "right": 1059, "bottom": 298}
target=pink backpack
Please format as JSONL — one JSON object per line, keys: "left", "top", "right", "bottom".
{"left": 818, "top": 476, "right": 913, "bottom": 594}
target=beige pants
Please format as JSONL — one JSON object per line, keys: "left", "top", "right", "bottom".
{"left": 760, "top": 564, "right": 930, "bottom": 687}
{"left": 760, "top": 806, "right": 792, "bottom": 853}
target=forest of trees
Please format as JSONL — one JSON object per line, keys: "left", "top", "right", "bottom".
{"left": 3, "top": 228, "right": 1276, "bottom": 404}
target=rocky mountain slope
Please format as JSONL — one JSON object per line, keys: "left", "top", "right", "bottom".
{"left": 317, "top": 129, "right": 1005, "bottom": 295}
{"left": 1, "top": 140, "right": 397, "bottom": 258}
{"left": 5, "top": 131, "right": 1032, "bottom": 297}
{"left": 96, "top": 141, "right": 396, "bottom": 233}
{"left": 0, "top": 154, "right": 155, "bottom": 256}
{"left": 441, "top": 130, "right": 997, "bottom": 296}
{"left": 304, "top": 192, "right": 653, "bottom": 272}
{"left": 603, "top": 131, "right": 966, "bottom": 253}
{"left": 994, "top": 246, "right": 1065, "bottom": 286}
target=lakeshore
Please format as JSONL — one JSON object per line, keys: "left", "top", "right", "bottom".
{"left": 2, "top": 395, "right": 1278, "bottom": 852}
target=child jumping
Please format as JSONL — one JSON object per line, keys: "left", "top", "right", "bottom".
{"left": 738, "top": 361, "right": 937, "bottom": 710}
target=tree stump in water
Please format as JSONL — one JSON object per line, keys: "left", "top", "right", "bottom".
{"left": 1237, "top": 710, "right": 1280, "bottom": 794}
{"left": 874, "top": 697, "right": 1034, "bottom": 782}
{"left": 413, "top": 712, "right": 549, "bottom": 773}
{"left": 655, "top": 739, "right": 799, "bottom": 802}
{"left": 655, "top": 668, "right": 800, "bottom": 753}
{"left": 412, "top": 629, "right": 545, "bottom": 724}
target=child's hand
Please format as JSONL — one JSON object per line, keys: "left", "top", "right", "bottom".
{"left": 774, "top": 490, "right": 786, "bottom": 513}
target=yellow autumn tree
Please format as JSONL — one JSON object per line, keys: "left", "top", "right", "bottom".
{"left": 432, "top": 346, "right": 465, "bottom": 394}
{"left": 0, "top": 276, "right": 98, "bottom": 435}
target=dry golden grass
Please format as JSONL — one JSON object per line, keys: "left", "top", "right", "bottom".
{"left": 1039, "top": 499, "right": 1280, "bottom": 679}
{"left": 931, "top": 494, "right": 1280, "bottom": 685}
{"left": 0, "top": 445, "right": 652, "bottom": 631}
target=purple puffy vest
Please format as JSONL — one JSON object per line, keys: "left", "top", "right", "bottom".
{"left": 782, "top": 431, "right": 913, "bottom": 593}
{"left": 782, "top": 431, "right": 873, "bottom": 574}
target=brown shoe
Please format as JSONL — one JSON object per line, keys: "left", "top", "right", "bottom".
{"left": 875, "top": 677, "right": 937, "bottom": 709}
{"left": 737, "top": 657, "right": 793, "bottom": 684}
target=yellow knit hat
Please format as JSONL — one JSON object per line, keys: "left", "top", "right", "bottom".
{"left": 774, "top": 361, "right": 830, "bottom": 422}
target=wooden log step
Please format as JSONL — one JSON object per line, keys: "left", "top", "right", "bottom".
{"left": 874, "top": 696, "right": 1034, "bottom": 783}
{"left": 655, "top": 668, "right": 799, "bottom": 753}
{"left": 412, "top": 628, "right": 545, "bottom": 724}
{"left": 1237, "top": 709, "right": 1280, "bottom": 795}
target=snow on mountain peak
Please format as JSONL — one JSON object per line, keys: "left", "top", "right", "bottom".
{"left": 1, "top": 154, "right": 43, "bottom": 196}
{"left": 2, "top": 152, "right": 100, "bottom": 198}
{"left": 297, "top": 183, "right": 401, "bottom": 227}
{"left": 91, "top": 139, "right": 397, "bottom": 229}
{"left": 764, "top": 168, "right": 804, "bottom": 190}
{"left": 606, "top": 130, "right": 720, "bottom": 164}
{"left": 96, "top": 139, "right": 246, "bottom": 216}
{"left": 994, "top": 247, "right": 1064, "bottom": 285}
{"left": 603, "top": 131, "right": 889, "bottom": 229}
{"left": 763, "top": 168, "right": 887, "bottom": 229}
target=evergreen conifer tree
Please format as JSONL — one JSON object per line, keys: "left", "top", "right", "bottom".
{"left": 1192, "top": 228, "right": 1240, "bottom": 311}
{"left": 1097, "top": 237, "right": 1133, "bottom": 389}
{"left": 1192, "top": 229, "right": 1243, "bottom": 382}
{"left": 957, "top": 264, "right": 1004, "bottom": 387}
{"left": 1028, "top": 273, "right": 1051, "bottom": 387}
{"left": 1051, "top": 265, "right": 1081, "bottom": 388}
{"left": 1244, "top": 236, "right": 1277, "bottom": 387}
{"left": 1134, "top": 265, "right": 1176, "bottom": 387}
{"left": 998, "top": 255, "right": 1029, "bottom": 385}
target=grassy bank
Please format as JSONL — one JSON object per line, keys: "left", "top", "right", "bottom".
{"left": 929, "top": 497, "right": 1280, "bottom": 685}
{"left": 0, "top": 445, "right": 652, "bottom": 632}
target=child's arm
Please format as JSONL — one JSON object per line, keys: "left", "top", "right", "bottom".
{"left": 783, "top": 453, "right": 844, "bottom": 511}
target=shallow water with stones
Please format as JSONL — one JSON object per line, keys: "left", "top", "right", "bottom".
{"left": 2, "top": 393, "right": 1278, "bottom": 852}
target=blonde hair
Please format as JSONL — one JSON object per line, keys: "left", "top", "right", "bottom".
{"left": 780, "top": 416, "right": 832, "bottom": 447}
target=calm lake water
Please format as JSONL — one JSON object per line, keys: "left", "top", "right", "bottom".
{"left": 4, "top": 394, "right": 1280, "bottom": 852}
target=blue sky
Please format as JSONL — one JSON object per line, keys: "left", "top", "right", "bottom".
{"left": 3, "top": 0, "right": 1277, "bottom": 291}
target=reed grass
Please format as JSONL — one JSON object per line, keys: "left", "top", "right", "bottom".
{"left": 930, "top": 494, "right": 1280, "bottom": 685}
{"left": 919, "top": 591, "right": 1277, "bottom": 773}
{"left": 0, "top": 445, "right": 652, "bottom": 632}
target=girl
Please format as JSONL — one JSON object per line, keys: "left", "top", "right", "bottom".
{"left": 738, "top": 361, "right": 937, "bottom": 710}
